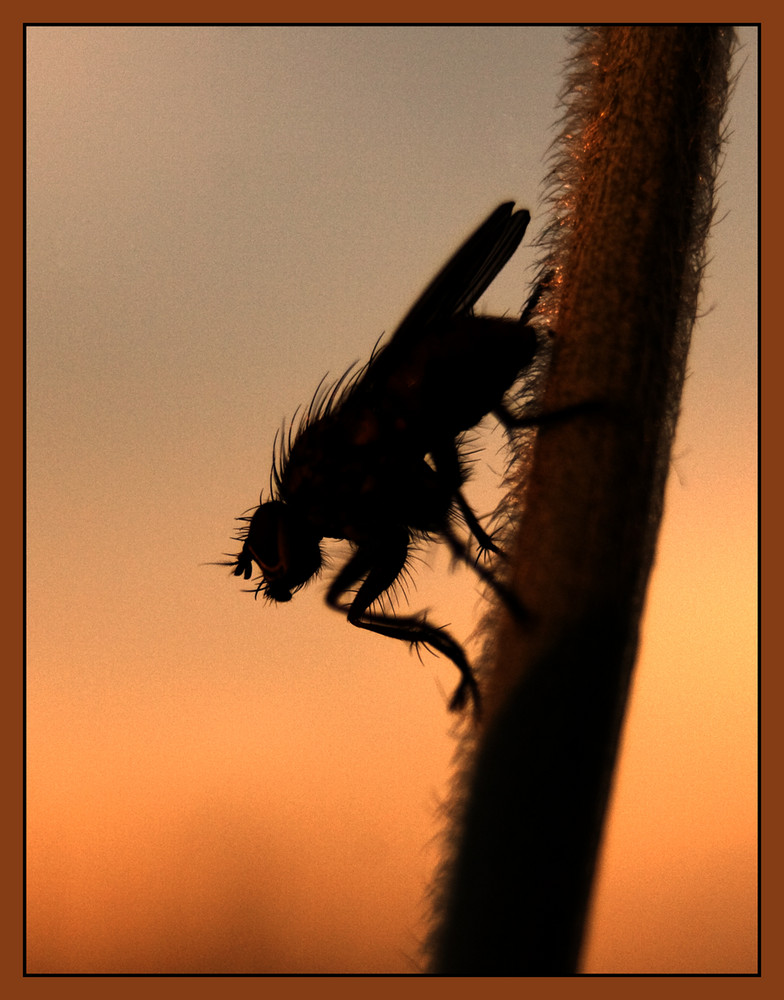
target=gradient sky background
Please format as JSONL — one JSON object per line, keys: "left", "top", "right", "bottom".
{"left": 26, "top": 26, "right": 757, "bottom": 974}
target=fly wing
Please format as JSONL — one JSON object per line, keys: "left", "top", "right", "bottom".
{"left": 389, "top": 202, "right": 531, "bottom": 346}
{"left": 317, "top": 203, "right": 531, "bottom": 419}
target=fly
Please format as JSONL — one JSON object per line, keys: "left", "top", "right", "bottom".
{"left": 228, "top": 202, "right": 544, "bottom": 717}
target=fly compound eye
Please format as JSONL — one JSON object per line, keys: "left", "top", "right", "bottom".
{"left": 245, "top": 502, "right": 289, "bottom": 579}
{"left": 242, "top": 501, "right": 322, "bottom": 602}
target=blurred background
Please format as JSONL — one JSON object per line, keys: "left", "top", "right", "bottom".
{"left": 26, "top": 26, "right": 757, "bottom": 974}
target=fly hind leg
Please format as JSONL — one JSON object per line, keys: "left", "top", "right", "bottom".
{"left": 441, "top": 521, "right": 531, "bottom": 627}
{"left": 430, "top": 441, "right": 503, "bottom": 560}
{"left": 325, "top": 533, "right": 481, "bottom": 716}
{"left": 454, "top": 488, "right": 504, "bottom": 559}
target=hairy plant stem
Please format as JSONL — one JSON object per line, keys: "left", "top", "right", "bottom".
{"left": 429, "top": 25, "right": 736, "bottom": 975}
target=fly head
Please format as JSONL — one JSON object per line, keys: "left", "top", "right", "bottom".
{"left": 234, "top": 500, "right": 322, "bottom": 602}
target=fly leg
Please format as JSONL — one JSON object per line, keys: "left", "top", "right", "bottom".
{"left": 430, "top": 441, "right": 503, "bottom": 559}
{"left": 454, "top": 489, "right": 503, "bottom": 559}
{"left": 440, "top": 521, "right": 531, "bottom": 627}
{"left": 325, "top": 534, "right": 481, "bottom": 716}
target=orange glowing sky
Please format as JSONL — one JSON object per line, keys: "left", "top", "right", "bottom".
{"left": 26, "top": 26, "right": 757, "bottom": 974}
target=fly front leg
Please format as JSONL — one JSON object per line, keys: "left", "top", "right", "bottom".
{"left": 325, "top": 533, "right": 481, "bottom": 716}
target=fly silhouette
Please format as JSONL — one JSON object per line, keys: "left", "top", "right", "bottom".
{"left": 228, "top": 202, "right": 544, "bottom": 716}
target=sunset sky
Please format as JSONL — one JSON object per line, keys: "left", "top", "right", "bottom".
{"left": 26, "top": 25, "right": 757, "bottom": 974}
